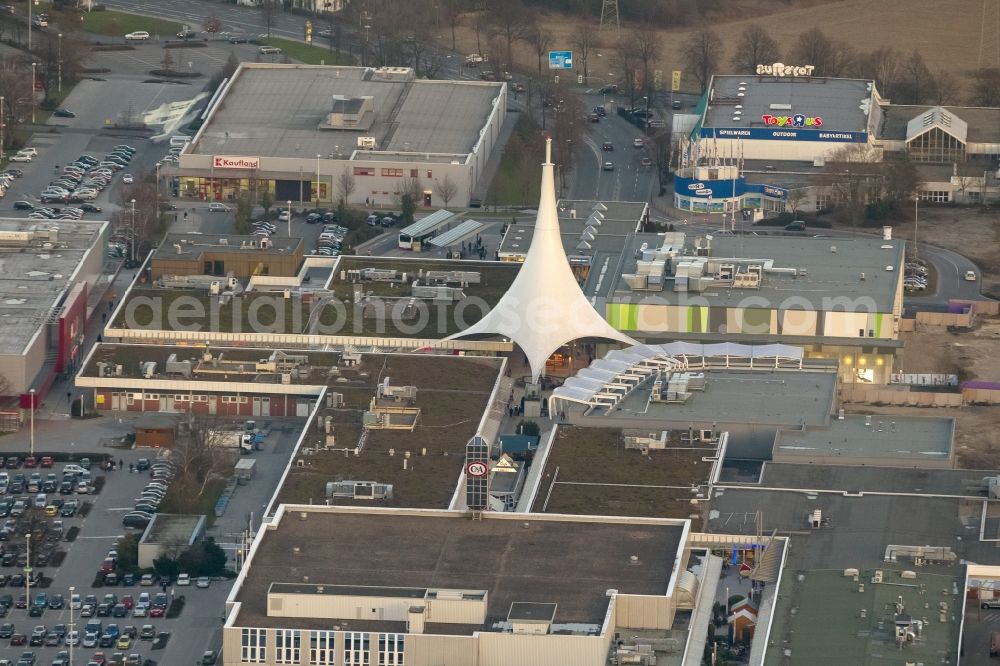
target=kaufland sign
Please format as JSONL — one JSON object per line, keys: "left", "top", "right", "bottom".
{"left": 213, "top": 155, "right": 260, "bottom": 169}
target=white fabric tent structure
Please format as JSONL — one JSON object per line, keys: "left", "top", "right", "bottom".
{"left": 447, "top": 138, "right": 637, "bottom": 380}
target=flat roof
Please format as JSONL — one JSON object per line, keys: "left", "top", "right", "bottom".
{"left": 707, "top": 489, "right": 998, "bottom": 567}
{"left": 157, "top": 233, "right": 303, "bottom": 259}
{"left": 765, "top": 566, "right": 961, "bottom": 665}
{"left": 751, "top": 463, "right": 992, "bottom": 497}
{"left": 114, "top": 256, "right": 519, "bottom": 339}
{"left": 703, "top": 75, "right": 872, "bottom": 133}
{"left": 576, "top": 369, "right": 837, "bottom": 428}
{"left": 142, "top": 513, "right": 203, "bottom": 545}
{"left": 194, "top": 64, "right": 502, "bottom": 159}
{"left": 233, "top": 508, "right": 685, "bottom": 632}
{"left": 498, "top": 199, "right": 644, "bottom": 259}
{"left": 0, "top": 219, "right": 105, "bottom": 356}
{"left": 878, "top": 104, "right": 1000, "bottom": 144}
{"left": 531, "top": 426, "right": 717, "bottom": 520}
{"left": 773, "top": 414, "right": 954, "bottom": 462}
{"left": 606, "top": 234, "right": 905, "bottom": 313}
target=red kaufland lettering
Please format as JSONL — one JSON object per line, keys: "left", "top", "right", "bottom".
{"left": 213, "top": 156, "right": 260, "bottom": 169}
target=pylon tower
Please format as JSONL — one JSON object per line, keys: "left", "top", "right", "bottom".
{"left": 599, "top": 0, "right": 620, "bottom": 34}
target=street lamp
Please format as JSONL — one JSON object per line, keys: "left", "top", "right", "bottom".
{"left": 27, "top": 0, "right": 32, "bottom": 52}
{"left": 130, "top": 198, "right": 136, "bottom": 264}
{"left": 69, "top": 584, "right": 75, "bottom": 666}
{"left": 286, "top": 200, "right": 291, "bottom": 236}
{"left": 57, "top": 33, "right": 62, "bottom": 94}
{"left": 28, "top": 388, "right": 35, "bottom": 456}
{"left": 30, "top": 62, "right": 36, "bottom": 124}
{"left": 1, "top": 96, "right": 5, "bottom": 158}
{"left": 24, "top": 533, "right": 31, "bottom": 621}
{"left": 155, "top": 162, "right": 160, "bottom": 210}
{"left": 913, "top": 193, "right": 919, "bottom": 259}
{"left": 315, "top": 153, "right": 321, "bottom": 210}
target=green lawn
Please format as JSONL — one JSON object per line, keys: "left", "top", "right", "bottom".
{"left": 81, "top": 10, "right": 182, "bottom": 39}
{"left": 258, "top": 37, "right": 354, "bottom": 66}
{"left": 486, "top": 114, "right": 543, "bottom": 207}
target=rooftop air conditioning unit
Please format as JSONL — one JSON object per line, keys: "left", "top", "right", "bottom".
{"left": 358, "top": 136, "right": 376, "bottom": 150}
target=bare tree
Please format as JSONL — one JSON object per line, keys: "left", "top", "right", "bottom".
{"left": 441, "top": 0, "right": 463, "bottom": 52}
{"left": 525, "top": 17, "right": 552, "bottom": 75}
{"left": 488, "top": 0, "right": 527, "bottom": 76}
{"left": 968, "top": 68, "right": 1000, "bottom": 106}
{"left": 650, "top": 127, "right": 673, "bottom": 196}
{"left": 682, "top": 28, "right": 722, "bottom": 94}
{"left": 822, "top": 143, "right": 884, "bottom": 227}
{"left": 571, "top": 9, "right": 598, "bottom": 83}
{"left": 471, "top": 11, "right": 487, "bottom": 58}
{"left": 167, "top": 424, "right": 236, "bottom": 512}
{"left": 552, "top": 90, "right": 587, "bottom": 194}
{"left": 337, "top": 166, "right": 356, "bottom": 205}
{"left": 434, "top": 174, "right": 458, "bottom": 207}
{"left": 898, "top": 50, "right": 933, "bottom": 104}
{"left": 729, "top": 25, "right": 780, "bottom": 75}
{"left": 632, "top": 26, "right": 661, "bottom": 98}
{"left": 931, "top": 70, "right": 960, "bottom": 105}
{"left": 859, "top": 47, "right": 901, "bottom": 100}
{"left": 613, "top": 35, "right": 641, "bottom": 109}
{"left": 261, "top": 0, "right": 278, "bottom": 39}
{"left": 788, "top": 27, "right": 854, "bottom": 77}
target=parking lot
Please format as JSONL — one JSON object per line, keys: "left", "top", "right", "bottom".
{"left": 0, "top": 413, "right": 307, "bottom": 666}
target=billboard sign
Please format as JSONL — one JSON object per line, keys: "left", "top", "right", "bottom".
{"left": 756, "top": 63, "right": 815, "bottom": 77}
{"left": 699, "top": 127, "right": 867, "bottom": 143}
{"left": 213, "top": 155, "right": 261, "bottom": 169}
{"left": 548, "top": 50, "right": 573, "bottom": 69}
{"left": 687, "top": 182, "right": 705, "bottom": 191}
{"left": 671, "top": 70, "right": 682, "bottom": 91}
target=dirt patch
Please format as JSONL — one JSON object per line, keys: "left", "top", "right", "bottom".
{"left": 898, "top": 316, "right": 1000, "bottom": 381}
{"left": 532, "top": 426, "right": 716, "bottom": 519}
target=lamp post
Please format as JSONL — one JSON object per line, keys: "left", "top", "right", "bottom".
{"left": 1, "top": 96, "right": 5, "bottom": 159}
{"left": 24, "top": 533, "right": 31, "bottom": 620}
{"left": 913, "top": 193, "right": 919, "bottom": 259}
{"left": 69, "top": 584, "right": 75, "bottom": 666}
{"left": 130, "top": 198, "right": 136, "bottom": 264}
{"left": 57, "top": 33, "right": 62, "bottom": 93}
{"left": 28, "top": 388, "right": 35, "bottom": 455}
{"left": 27, "top": 0, "right": 32, "bottom": 52}
{"left": 155, "top": 162, "right": 160, "bottom": 210}
{"left": 30, "top": 62, "right": 36, "bottom": 124}
{"left": 286, "top": 200, "right": 292, "bottom": 236}
{"left": 315, "top": 153, "right": 321, "bottom": 210}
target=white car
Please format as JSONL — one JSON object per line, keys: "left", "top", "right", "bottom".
{"left": 70, "top": 593, "right": 82, "bottom": 610}
{"left": 208, "top": 202, "right": 231, "bottom": 213}
{"left": 122, "top": 174, "right": 134, "bottom": 184}
{"left": 177, "top": 573, "right": 191, "bottom": 586}
{"left": 10, "top": 153, "right": 32, "bottom": 162}
{"left": 125, "top": 31, "right": 150, "bottom": 40}
{"left": 965, "top": 271, "right": 977, "bottom": 281}
{"left": 17, "top": 147, "right": 37, "bottom": 157}
{"left": 277, "top": 211, "right": 289, "bottom": 222}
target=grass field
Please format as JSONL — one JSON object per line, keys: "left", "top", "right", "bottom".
{"left": 258, "top": 37, "right": 354, "bottom": 66}
{"left": 81, "top": 10, "right": 182, "bottom": 39}
{"left": 487, "top": 114, "right": 542, "bottom": 207}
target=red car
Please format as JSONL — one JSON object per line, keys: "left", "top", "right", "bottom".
{"left": 92, "top": 651, "right": 107, "bottom": 665}
{"left": 40, "top": 456, "right": 53, "bottom": 468}
{"left": 149, "top": 606, "right": 165, "bottom": 618}
{"left": 9, "top": 632, "right": 26, "bottom": 645}
{"left": 121, "top": 595, "right": 134, "bottom": 610}
{"left": 23, "top": 456, "right": 37, "bottom": 468}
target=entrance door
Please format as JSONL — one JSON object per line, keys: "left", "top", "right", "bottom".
{"left": 208, "top": 395, "right": 218, "bottom": 415}
{"left": 295, "top": 399, "right": 310, "bottom": 417}
{"left": 261, "top": 397, "right": 271, "bottom": 417}
{"left": 252, "top": 397, "right": 262, "bottom": 417}
{"left": 160, "top": 396, "right": 169, "bottom": 411}
{"left": 422, "top": 190, "right": 432, "bottom": 207}
{"left": 111, "top": 392, "right": 122, "bottom": 410}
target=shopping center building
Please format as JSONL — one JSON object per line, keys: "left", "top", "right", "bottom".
{"left": 176, "top": 64, "right": 506, "bottom": 208}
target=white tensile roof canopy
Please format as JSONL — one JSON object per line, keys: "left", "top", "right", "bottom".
{"left": 448, "top": 138, "right": 637, "bottom": 380}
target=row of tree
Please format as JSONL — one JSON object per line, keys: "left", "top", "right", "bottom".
{"left": 682, "top": 25, "right": 963, "bottom": 105}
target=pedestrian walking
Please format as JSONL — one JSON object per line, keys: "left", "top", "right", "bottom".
{"left": 119, "top": 458, "right": 124, "bottom": 470}
{"left": 129, "top": 463, "right": 134, "bottom": 473}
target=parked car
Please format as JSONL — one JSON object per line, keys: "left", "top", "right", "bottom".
{"left": 124, "top": 31, "right": 150, "bottom": 41}
{"left": 258, "top": 46, "right": 281, "bottom": 55}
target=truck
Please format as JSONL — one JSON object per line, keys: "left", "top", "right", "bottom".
{"left": 207, "top": 430, "right": 254, "bottom": 454}
{"left": 234, "top": 458, "right": 256, "bottom": 484}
